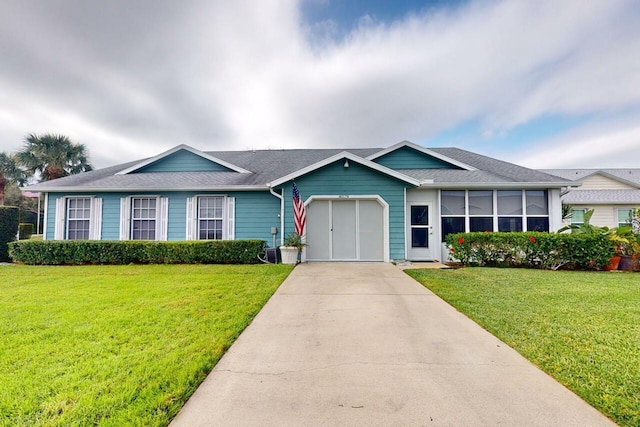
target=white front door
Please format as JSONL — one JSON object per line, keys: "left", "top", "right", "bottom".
{"left": 406, "top": 203, "right": 434, "bottom": 260}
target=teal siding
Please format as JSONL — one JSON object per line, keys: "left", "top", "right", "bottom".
{"left": 136, "top": 149, "right": 233, "bottom": 172}
{"left": 45, "top": 193, "right": 57, "bottom": 240}
{"left": 46, "top": 191, "right": 281, "bottom": 244}
{"left": 373, "top": 146, "right": 460, "bottom": 170}
{"left": 277, "top": 160, "right": 412, "bottom": 260}
{"left": 230, "top": 191, "right": 281, "bottom": 243}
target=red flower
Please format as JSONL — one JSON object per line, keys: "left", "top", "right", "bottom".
{"left": 450, "top": 248, "right": 455, "bottom": 253}
{"left": 529, "top": 236, "right": 536, "bottom": 242}
{"left": 458, "top": 237, "right": 464, "bottom": 244}
{"left": 589, "top": 259, "right": 595, "bottom": 265}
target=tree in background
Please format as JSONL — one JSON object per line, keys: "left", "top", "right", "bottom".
{"left": 0, "top": 152, "right": 28, "bottom": 206}
{"left": 17, "top": 133, "right": 92, "bottom": 182}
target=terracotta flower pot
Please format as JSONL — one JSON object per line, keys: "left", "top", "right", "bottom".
{"left": 603, "top": 255, "right": 621, "bottom": 271}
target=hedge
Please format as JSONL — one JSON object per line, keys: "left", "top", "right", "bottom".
{"left": 446, "top": 232, "right": 614, "bottom": 270}
{"left": 8, "top": 239, "right": 267, "bottom": 265}
{"left": 0, "top": 206, "right": 19, "bottom": 262}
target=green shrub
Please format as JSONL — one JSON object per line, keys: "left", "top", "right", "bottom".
{"left": 0, "top": 206, "right": 19, "bottom": 262}
{"left": 18, "top": 223, "right": 34, "bottom": 240}
{"left": 8, "top": 240, "right": 267, "bottom": 265}
{"left": 446, "top": 232, "right": 613, "bottom": 270}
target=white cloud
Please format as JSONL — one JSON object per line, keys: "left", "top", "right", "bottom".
{"left": 0, "top": 0, "right": 639, "bottom": 168}
{"left": 507, "top": 115, "right": 640, "bottom": 168}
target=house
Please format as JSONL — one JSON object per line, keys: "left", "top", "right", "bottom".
{"left": 26, "top": 141, "right": 574, "bottom": 262}
{"left": 540, "top": 169, "right": 640, "bottom": 229}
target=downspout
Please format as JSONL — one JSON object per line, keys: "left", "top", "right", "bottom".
{"left": 269, "top": 187, "right": 284, "bottom": 246}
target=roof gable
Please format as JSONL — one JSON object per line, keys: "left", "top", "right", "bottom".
{"left": 268, "top": 151, "right": 420, "bottom": 187}
{"left": 367, "top": 141, "right": 475, "bottom": 170}
{"left": 371, "top": 145, "right": 463, "bottom": 170}
{"left": 580, "top": 172, "right": 637, "bottom": 190}
{"left": 117, "top": 144, "right": 250, "bottom": 175}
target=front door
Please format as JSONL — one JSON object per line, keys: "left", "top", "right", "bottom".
{"left": 406, "top": 203, "right": 433, "bottom": 260}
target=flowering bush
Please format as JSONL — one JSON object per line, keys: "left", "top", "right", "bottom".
{"left": 446, "top": 232, "right": 613, "bottom": 270}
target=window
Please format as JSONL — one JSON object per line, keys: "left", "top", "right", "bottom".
{"left": 198, "top": 196, "right": 224, "bottom": 240}
{"left": 497, "top": 190, "right": 522, "bottom": 232}
{"left": 469, "top": 190, "right": 493, "bottom": 232}
{"left": 440, "top": 189, "right": 550, "bottom": 240}
{"left": 186, "top": 195, "right": 235, "bottom": 240}
{"left": 119, "top": 196, "right": 168, "bottom": 241}
{"left": 441, "top": 191, "right": 465, "bottom": 215}
{"left": 441, "top": 191, "right": 465, "bottom": 241}
{"left": 131, "top": 197, "right": 157, "bottom": 240}
{"left": 66, "top": 198, "right": 91, "bottom": 240}
{"left": 571, "top": 209, "right": 585, "bottom": 225}
{"left": 54, "top": 196, "right": 102, "bottom": 240}
{"left": 442, "top": 217, "right": 465, "bottom": 241}
{"left": 618, "top": 209, "right": 632, "bottom": 227}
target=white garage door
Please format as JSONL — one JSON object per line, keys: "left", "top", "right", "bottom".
{"left": 306, "top": 199, "right": 384, "bottom": 261}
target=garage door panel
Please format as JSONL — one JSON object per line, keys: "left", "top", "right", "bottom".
{"left": 306, "top": 198, "right": 384, "bottom": 261}
{"left": 306, "top": 200, "right": 330, "bottom": 260}
{"left": 358, "top": 200, "right": 384, "bottom": 260}
{"left": 332, "top": 200, "right": 357, "bottom": 260}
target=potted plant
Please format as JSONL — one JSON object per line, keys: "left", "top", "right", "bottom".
{"left": 608, "top": 226, "right": 640, "bottom": 271}
{"left": 280, "top": 232, "right": 305, "bottom": 265}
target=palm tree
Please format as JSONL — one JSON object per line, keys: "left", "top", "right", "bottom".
{"left": 17, "top": 133, "right": 92, "bottom": 182}
{"left": 0, "top": 152, "right": 28, "bottom": 206}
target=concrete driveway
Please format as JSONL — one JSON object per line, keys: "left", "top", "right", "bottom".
{"left": 170, "top": 263, "right": 613, "bottom": 426}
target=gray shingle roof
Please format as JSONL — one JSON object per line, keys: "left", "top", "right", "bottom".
{"left": 26, "top": 144, "right": 572, "bottom": 192}
{"left": 561, "top": 190, "right": 640, "bottom": 204}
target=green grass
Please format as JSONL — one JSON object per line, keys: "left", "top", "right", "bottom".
{"left": 406, "top": 268, "right": 640, "bottom": 426}
{"left": 0, "top": 264, "right": 293, "bottom": 426}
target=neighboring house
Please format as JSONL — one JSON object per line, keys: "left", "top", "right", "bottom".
{"left": 541, "top": 169, "right": 640, "bottom": 229}
{"left": 26, "top": 141, "right": 573, "bottom": 262}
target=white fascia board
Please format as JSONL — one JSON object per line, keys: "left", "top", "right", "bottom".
{"left": 419, "top": 181, "right": 576, "bottom": 189}
{"left": 268, "top": 151, "right": 420, "bottom": 188}
{"left": 366, "top": 140, "right": 477, "bottom": 171}
{"left": 25, "top": 185, "right": 269, "bottom": 192}
{"left": 116, "top": 144, "right": 251, "bottom": 175}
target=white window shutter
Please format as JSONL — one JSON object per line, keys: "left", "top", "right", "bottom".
{"left": 185, "top": 196, "right": 197, "bottom": 240}
{"left": 157, "top": 197, "right": 169, "bottom": 241}
{"left": 54, "top": 197, "right": 66, "bottom": 240}
{"left": 119, "top": 197, "right": 131, "bottom": 240}
{"left": 89, "top": 198, "right": 102, "bottom": 240}
{"left": 227, "top": 197, "right": 235, "bottom": 240}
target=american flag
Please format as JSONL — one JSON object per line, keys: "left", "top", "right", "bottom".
{"left": 292, "top": 182, "right": 306, "bottom": 236}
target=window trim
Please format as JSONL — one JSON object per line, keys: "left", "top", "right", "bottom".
{"left": 55, "top": 195, "right": 102, "bottom": 241}
{"left": 119, "top": 195, "right": 168, "bottom": 241}
{"left": 570, "top": 208, "right": 586, "bottom": 226}
{"left": 197, "top": 195, "right": 225, "bottom": 240}
{"left": 185, "top": 195, "right": 236, "bottom": 241}
{"left": 130, "top": 196, "right": 158, "bottom": 240}
{"left": 617, "top": 208, "right": 633, "bottom": 228}
{"left": 66, "top": 197, "right": 92, "bottom": 240}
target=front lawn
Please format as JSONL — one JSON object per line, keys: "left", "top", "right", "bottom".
{"left": 0, "top": 264, "right": 293, "bottom": 426}
{"left": 406, "top": 268, "right": 640, "bottom": 427}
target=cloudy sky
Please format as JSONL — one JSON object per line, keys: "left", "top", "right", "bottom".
{"left": 1, "top": 0, "right": 639, "bottom": 170}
